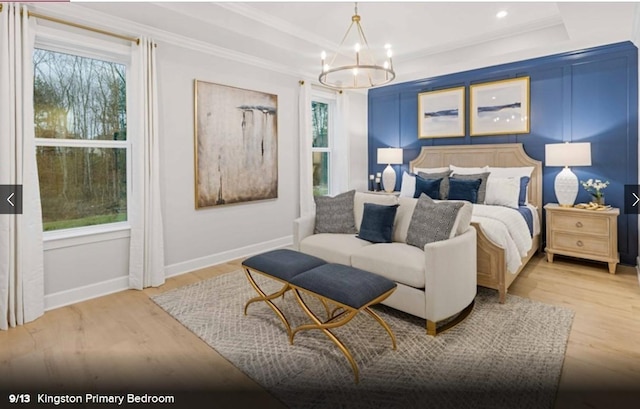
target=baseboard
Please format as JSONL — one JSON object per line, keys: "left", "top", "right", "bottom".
{"left": 44, "top": 276, "right": 130, "bottom": 311}
{"left": 44, "top": 235, "right": 293, "bottom": 311}
{"left": 164, "top": 235, "right": 293, "bottom": 278}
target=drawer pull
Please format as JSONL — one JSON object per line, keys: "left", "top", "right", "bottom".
{"left": 575, "top": 221, "right": 583, "bottom": 228}
{"left": 576, "top": 240, "right": 584, "bottom": 247}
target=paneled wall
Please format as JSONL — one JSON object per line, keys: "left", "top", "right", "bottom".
{"left": 368, "top": 41, "right": 638, "bottom": 264}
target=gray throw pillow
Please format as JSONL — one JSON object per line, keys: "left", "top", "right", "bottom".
{"left": 406, "top": 194, "right": 464, "bottom": 249}
{"left": 418, "top": 170, "right": 452, "bottom": 200}
{"left": 451, "top": 172, "right": 490, "bottom": 203}
{"left": 314, "top": 190, "right": 357, "bottom": 234}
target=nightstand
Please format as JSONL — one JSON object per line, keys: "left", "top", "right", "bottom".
{"left": 544, "top": 203, "right": 619, "bottom": 274}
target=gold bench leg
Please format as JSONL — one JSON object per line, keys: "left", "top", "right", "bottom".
{"left": 243, "top": 269, "right": 293, "bottom": 340}
{"left": 290, "top": 289, "right": 361, "bottom": 384}
{"left": 364, "top": 307, "right": 396, "bottom": 350}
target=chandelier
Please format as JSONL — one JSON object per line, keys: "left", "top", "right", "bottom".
{"left": 319, "top": 2, "right": 395, "bottom": 90}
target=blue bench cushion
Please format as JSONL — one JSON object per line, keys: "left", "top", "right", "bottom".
{"left": 243, "top": 249, "right": 326, "bottom": 281}
{"left": 290, "top": 263, "right": 397, "bottom": 310}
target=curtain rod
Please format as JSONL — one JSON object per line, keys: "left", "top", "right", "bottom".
{"left": 26, "top": 10, "right": 140, "bottom": 45}
{"left": 299, "top": 80, "right": 343, "bottom": 94}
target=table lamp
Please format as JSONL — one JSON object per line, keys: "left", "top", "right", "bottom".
{"left": 377, "top": 148, "right": 403, "bottom": 193}
{"left": 545, "top": 142, "right": 591, "bottom": 207}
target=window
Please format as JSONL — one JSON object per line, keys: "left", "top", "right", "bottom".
{"left": 33, "top": 48, "right": 129, "bottom": 232}
{"left": 311, "top": 99, "right": 333, "bottom": 196}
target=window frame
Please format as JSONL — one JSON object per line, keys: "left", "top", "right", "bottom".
{"left": 311, "top": 92, "right": 336, "bottom": 197}
{"left": 33, "top": 25, "right": 134, "bottom": 242}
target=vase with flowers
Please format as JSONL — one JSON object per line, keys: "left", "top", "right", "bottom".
{"left": 580, "top": 178, "right": 609, "bottom": 205}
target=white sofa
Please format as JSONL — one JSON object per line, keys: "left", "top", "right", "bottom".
{"left": 293, "top": 192, "right": 477, "bottom": 336}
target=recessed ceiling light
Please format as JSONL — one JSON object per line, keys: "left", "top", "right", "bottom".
{"left": 496, "top": 10, "right": 508, "bottom": 19}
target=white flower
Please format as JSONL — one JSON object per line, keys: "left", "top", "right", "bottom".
{"left": 580, "top": 178, "right": 609, "bottom": 197}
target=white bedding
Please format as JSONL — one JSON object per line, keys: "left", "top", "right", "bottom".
{"left": 471, "top": 204, "right": 535, "bottom": 274}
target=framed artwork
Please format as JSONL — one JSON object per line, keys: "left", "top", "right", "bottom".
{"left": 470, "top": 76, "right": 530, "bottom": 136}
{"left": 194, "top": 80, "right": 278, "bottom": 208}
{"left": 418, "top": 86, "right": 465, "bottom": 138}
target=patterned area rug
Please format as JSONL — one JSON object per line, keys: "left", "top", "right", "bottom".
{"left": 152, "top": 270, "right": 574, "bottom": 409}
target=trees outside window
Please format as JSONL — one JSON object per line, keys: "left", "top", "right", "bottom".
{"left": 33, "top": 48, "right": 129, "bottom": 231}
{"left": 311, "top": 100, "right": 332, "bottom": 196}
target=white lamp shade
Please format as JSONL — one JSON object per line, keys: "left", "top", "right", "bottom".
{"left": 377, "top": 148, "right": 403, "bottom": 165}
{"left": 545, "top": 142, "right": 591, "bottom": 167}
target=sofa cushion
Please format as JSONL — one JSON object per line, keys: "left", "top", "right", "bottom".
{"left": 299, "top": 233, "right": 371, "bottom": 265}
{"left": 413, "top": 175, "right": 442, "bottom": 199}
{"left": 354, "top": 192, "right": 399, "bottom": 231}
{"left": 314, "top": 190, "right": 357, "bottom": 234}
{"left": 357, "top": 203, "right": 399, "bottom": 243}
{"left": 393, "top": 196, "right": 472, "bottom": 243}
{"left": 352, "top": 243, "right": 426, "bottom": 288}
{"left": 406, "top": 194, "right": 464, "bottom": 249}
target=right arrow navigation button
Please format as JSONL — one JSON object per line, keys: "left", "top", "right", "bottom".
{"left": 624, "top": 185, "right": 640, "bottom": 214}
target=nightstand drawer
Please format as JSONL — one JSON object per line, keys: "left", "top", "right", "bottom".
{"left": 552, "top": 213, "right": 609, "bottom": 235}
{"left": 551, "top": 232, "right": 610, "bottom": 256}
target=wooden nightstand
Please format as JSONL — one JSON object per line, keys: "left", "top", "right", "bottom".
{"left": 544, "top": 203, "right": 619, "bottom": 274}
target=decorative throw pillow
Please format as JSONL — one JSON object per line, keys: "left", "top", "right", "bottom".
{"left": 406, "top": 194, "right": 464, "bottom": 248}
{"left": 399, "top": 171, "right": 416, "bottom": 198}
{"left": 485, "top": 177, "right": 520, "bottom": 208}
{"left": 357, "top": 203, "right": 400, "bottom": 243}
{"left": 418, "top": 170, "right": 452, "bottom": 200}
{"left": 451, "top": 172, "right": 490, "bottom": 203}
{"left": 413, "top": 175, "right": 442, "bottom": 199}
{"left": 314, "top": 190, "right": 357, "bottom": 234}
{"left": 519, "top": 176, "right": 530, "bottom": 206}
{"left": 448, "top": 178, "right": 482, "bottom": 203}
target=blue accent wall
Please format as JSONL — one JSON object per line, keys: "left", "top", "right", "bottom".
{"left": 368, "top": 42, "right": 638, "bottom": 264}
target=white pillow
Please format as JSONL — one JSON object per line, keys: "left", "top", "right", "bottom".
{"left": 414, "top": 166, "right": 449, "bottom": 174}
{"left": 450, "top": 165, "right": 489, "bottom": 175}
{"left": 399, "top": 171, "right": 416, "bottom": 197}
{"left": 485, "top": 177, "right": 520, "bottom": 209}
{"left": 486, "top": 166, "right": 534, "bottom": 179}
{"left": 487, "top": 166, "right": 534, "bottom": 203}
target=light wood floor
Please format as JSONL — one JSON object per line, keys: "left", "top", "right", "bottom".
{"left": 1, "top": 253, "right": 639, "bottom": 408}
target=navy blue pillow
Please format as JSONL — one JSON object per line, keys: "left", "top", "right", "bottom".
{"left": 519, "top": 176, "right": 530, "bottom": 206}
{"left": 448, "top": 178, "right": 482, "bottom": 203}
{"left": 413, "top": 176, "right": 442, "bottom": 199}
{"left": 357, "top": 203, "right": 400, "bottom": 243}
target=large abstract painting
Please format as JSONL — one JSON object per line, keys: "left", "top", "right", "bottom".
{"left": 194, "top": 80, "right": 278, "bottom": 208}
{"left": 418, "top": 86, "right": 465, "bottom": 138}
{"left": 470, "top": 76, "right": 530, "bottom": 136}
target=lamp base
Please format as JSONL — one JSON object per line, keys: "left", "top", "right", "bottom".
{"left": 382, "top": 164, "right": 396, "bottom": 193}
{"left": 554, "top": 167, "right": 578, "bottom": 207}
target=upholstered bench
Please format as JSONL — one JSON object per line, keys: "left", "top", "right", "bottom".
{"left": 242, "top": 249, "right": 397, "bottom": 383}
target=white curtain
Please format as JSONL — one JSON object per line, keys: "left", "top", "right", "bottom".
{"left": 0, "top": 3, "right": 44, "bottom": 330}
{"left": 333, "top": 91, "right": 350, "bottom": 194}
{"left": 298, "top": 81, "right": 315, "bottom": 216}
{"left": 129, "top": 37, "right": 165, "bottom": 289}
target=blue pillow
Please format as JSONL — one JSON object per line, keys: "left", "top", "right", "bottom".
{"left": 519, "top": 176, "right": 530, "bottom": 206}
{"left": 357, "top": 203, "right": 400, "bottom": 243}
{"left": 448, "top": 178, "right": 481, "bottom": 203}
{"left": 413, "top": 175, "right": 442, "bottom": 199}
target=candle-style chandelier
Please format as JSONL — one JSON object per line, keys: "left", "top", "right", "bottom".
{"left": 319, "top": 2, "right": 395, "bottom": 90}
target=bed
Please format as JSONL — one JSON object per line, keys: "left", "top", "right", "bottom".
{"left": 409, "top": 143, "right": 542, "bottom": 303}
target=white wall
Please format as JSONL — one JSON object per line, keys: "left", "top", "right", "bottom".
{"left": 43, "top": 36, "right": 369, "bottom": 309}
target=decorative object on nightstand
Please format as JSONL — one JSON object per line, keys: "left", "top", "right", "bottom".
{"left": 580, "top": 178, "right": 609, "bottom": 205}
{"left": 544, "top": 203, "right": 619, "bottom": 274}
{"left": 545, "top": 142, "right": 591, "bottom": 207}
{"left": 377, "top": 148, "right": 403, "bottom": 193}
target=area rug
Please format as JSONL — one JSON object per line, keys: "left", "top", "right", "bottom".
{"left": 151, "top": 270, "right": 574, "bottom": 409}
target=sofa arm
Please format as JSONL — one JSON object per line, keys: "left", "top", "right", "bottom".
{"left": 293, "top": 214, "right": 315, "bottom": 251}
{"left": 423, "top": 228, "right": 477, "bottom": 322}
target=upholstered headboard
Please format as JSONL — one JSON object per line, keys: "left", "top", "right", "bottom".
{"left": 409, "top": 143, "right": 543, "bottom": 216}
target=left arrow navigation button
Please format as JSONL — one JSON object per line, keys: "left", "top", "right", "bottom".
{"left": 0, "top": 185, "right": 22, "bottom": 214}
